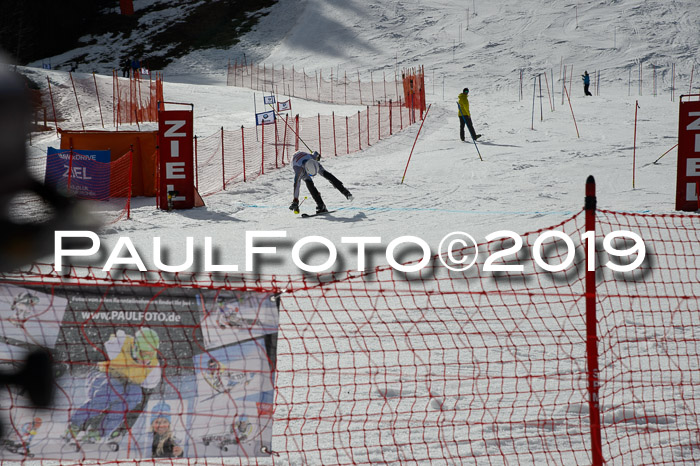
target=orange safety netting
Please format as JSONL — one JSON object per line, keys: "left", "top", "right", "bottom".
{"left": 0, "top": 185, "right": 698, "bottom": 463}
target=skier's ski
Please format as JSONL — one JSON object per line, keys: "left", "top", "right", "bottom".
{"left": 301, "top": 210, "right": 336, "bottom": 218}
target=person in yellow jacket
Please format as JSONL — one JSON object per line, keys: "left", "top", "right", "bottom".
{"left": 66, "top": 328, "right": 162, "bottom": 441}
{"left": 457, "top": 88, "right": 481, "bottom": 141}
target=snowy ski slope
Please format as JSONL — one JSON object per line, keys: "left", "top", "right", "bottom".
{"left": 15, "top": 1, "right": 700, "bottom": 463}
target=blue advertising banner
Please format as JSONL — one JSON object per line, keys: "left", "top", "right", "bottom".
{"left": 44, "top": 147, "right": 112, "bottom": 200}
{"left": 255, "top": 110, "right": 275, "bottom": 126}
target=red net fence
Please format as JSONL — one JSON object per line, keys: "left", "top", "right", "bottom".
{"left": 0, "top": 184, "right": 698, "bottom": 463}
{"left": 227, "top": 62, "right": 422, "bottom": 108}
{"left": 40, "top": 72, "right": 163, "bottom": 133}
{"left": 113, "top": 71, "right": 163, "bottom": 127}
{"left": 194, "top": 102, "right": 420, "bottom": 197}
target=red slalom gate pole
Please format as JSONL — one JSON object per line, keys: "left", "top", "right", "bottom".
{"left": 401, "top": 104, "right": 432, "bottom": 184}
{"left": 332, "top": 112, "right": 337, "bottom": 156}
{"left": 69, "top": 72, "right": 85, "bottom": 130}
{"left": 93, "top": 72, "right": 104, "bottom": 128}
{"left": 295, "top": 115, "right": 299, "bottom": 151}
{"left": 366, "top": 106, "right": 370, "bottom": 146}
{"left": 357, "top": 111, "right": 362, "bottom": 150}
{"left": 112, "top": 70, "right": 116, "bottom": 127}
{"left": 221, "top": 127, "right": 226, "bottom": 190}
{"left": 389, "top": 100, "right": 393, "bottom": 135}
{"left": 194, "top": 135, "right": 199, "bottom": 191}
{"left": 317, "top": 113, "right": 321, "bottom": 154}
{"left": 633, "top": 101, "right": 639, "bottom": 188}
{"left": 584, "top": 175, "right": 603, "bottom": 466}
{"left": 653, "top": 143, "right": 678, "bottom": 164}
{"left": 672, "top": 63, "right": 675, "bottom": 102}
{"left": 345, "top": 116, "right": 349, "bottom": 154}
{"left": 690, "top": 63, "right": 694, "bottom": 94}
{"left": 241, "top": 126, "right": 246, "bottom": 182}
{"left": 275, "top": 117, "right": 279, "bottom": 168}
{"left": 543, "top": 71, "right": 553, "bottom": 111}
{"left": 282, "top": 114, "right": 289, "bottom": 164}
{"left": 261, "top": 122, "right": 265, "bottom": 175}
{"left": 127, "top": 146, "right": 134, "bottom": 219}
{"left": 564, "top": 86, "right": 580, "bottom": 138}
{"left": 46, "top": 77, "right": 59, "bottom": 137}
{"left": 116, "top": 71, "right": 121, "bottom": 129}
{"left": 66, "top": 146, "right": 74, "bottom": 193}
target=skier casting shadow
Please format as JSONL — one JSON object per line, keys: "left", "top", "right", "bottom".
{"left": 289, "top": 150, "right": 353, "bottom": 215}
{"left": 65, "top": 328, "right": 162, "bottom": 447}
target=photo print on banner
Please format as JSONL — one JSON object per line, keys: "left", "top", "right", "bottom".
{"left": 0, "top": 284, "right": 279, "bottom": 461}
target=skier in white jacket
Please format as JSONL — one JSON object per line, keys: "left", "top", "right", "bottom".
{"left": 289, "top": 150, "right": 352, "bottom": 214}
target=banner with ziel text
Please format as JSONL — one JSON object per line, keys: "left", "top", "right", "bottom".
{"left": 44, "top": 147, "right": 111, "bottom": 200}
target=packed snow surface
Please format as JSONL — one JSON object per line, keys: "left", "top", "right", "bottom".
{"left": 16, "top": 1, "right": 700, "bottom": 463}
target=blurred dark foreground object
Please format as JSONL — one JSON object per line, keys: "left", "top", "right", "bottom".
{"left": 0, "top": 350, "right": 55, "bottom": 437}
{"left": 0, "top": 53, "right": 99, "bottom": 439}
{"left": 0, "top": 56, "right": 99, "bottom": 272}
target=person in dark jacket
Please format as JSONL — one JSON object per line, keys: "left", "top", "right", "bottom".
{"left": 457, "top": 88, "right": 481, "bottom": 141}
{"left": 122, "top": 59, "right": 131, "bottom": 78}
{"left": 582, "top": 71, "right": 592, "bottom": 96}
{"left": 131, "top": 58, "right": 141, "bottom": 77}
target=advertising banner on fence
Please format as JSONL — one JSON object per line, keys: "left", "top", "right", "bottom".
{"left": 44, "top": 147, "right": 111, "bottom": 200}
{"left": 676, "top": 96, "right": 700, "bottom": 211}
{"left": 158, "top": 109, "right": 195, "bottom": 210}
{"left": 0, "top": 284, "right": 278, "bottom": 460}
{"left": 277, "top": 99, "right": 292, "bottom": 113}
{"left": 255, "top": 110, "right": 275, "bottom": 126}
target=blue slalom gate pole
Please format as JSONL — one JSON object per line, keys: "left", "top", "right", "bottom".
{"left": 457, "top": 103, "right": 483, "bottom": 161}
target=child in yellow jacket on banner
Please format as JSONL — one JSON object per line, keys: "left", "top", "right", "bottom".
{"left": 66, "top": 328, "right": 162, "bottom": 441}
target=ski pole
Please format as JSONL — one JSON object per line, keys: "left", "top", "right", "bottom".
{"left": 653, "top": 143, "right": 678, "bottom": 164}
{"left": 457, "top": 104, "right": 483, "bottom": 161}
{"left": 471, "top": 135, "right": 483, "bottom": 161}
{"left": 293, "top": 196, "right": 307, "bottom": 215}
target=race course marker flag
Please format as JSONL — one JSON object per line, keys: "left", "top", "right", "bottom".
{"left": 277, "top": 99, "right": 292, "bottom": 112}
{"left": 256, "top": 111, "right": 276, "bottom": 126}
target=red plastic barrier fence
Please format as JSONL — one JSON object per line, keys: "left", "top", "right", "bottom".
{"left": 0, "top": 178, "right": 698, "bottom": 463}
{"left": 194, "top": 101, "right": 416, "bottom": 197}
